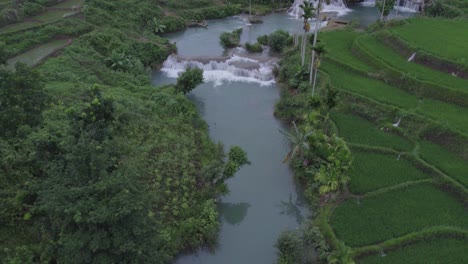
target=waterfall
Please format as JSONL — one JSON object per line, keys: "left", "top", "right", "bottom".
{"left": 161, "top": 55, "right": 276, "bottom": 86}
{"left": 288, "top": 0, "right": 351, "bottom": 18}
{"left": 360, "top": 0, "right": 421, "bottom": 12}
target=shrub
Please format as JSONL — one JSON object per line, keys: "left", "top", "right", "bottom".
{"left": 257, "top": 35, "right": 268, "bottom": 45}
{"left": 21, "top": 2, "right": 45, "bottom": 16}
{"left": 175, "top": 68, "right": 204, "bottom": 94}
{"left": 244, "top": 42, "right": 263, "bottom": 53}
{"left": 268, "top": 30, "right": 291, "bottom": 53}
{"left": 219, "top": 28, "right": 242, "bottom": 48}
{"left": 276, "top": 230, "right": 303, "bottom": 264}
{"left": 0, "top": 8, "right": 22, "bottom": 26}
{"left": 425, "top": 0, "right": 463, "bottom": 18}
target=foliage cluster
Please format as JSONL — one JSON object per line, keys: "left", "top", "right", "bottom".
{"left": 263, "top": 30, "right": 292, "bottom": 53}
{"left": 276, "top": 221, "right": 333, "bottom": 264}
{"left": 425, "top": 0, "right": 465, "bottom": 18}
{"left": 219, "top": 28, "right": 242, "bottom": 48}
{"left": 0, "top": 63, "right": 248, "bottom": 262}
{"left": 175, "top": 67, "right": 204, "bottom": 94}
{"left": 39, "top": 27, "right": 175, "bottom": 86}
{"left": 244, "top": 42, "right": 263, "bottom": 53}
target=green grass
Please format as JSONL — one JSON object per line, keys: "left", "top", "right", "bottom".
{"left": 324, "top": 62, "right": 468, "bottom": 133}
{"left": 348, "top": 150, "right": 429, "bottom": 194}
{"left": 331, "top": 183, "right": 468, "bottom": 246}
{"left": 6, "top": 39, "right": 69, "bottom": 69}
{"left": 390, "top": 18, "right": 468, "bottom": 66}
{"left": 331, "top": 112, "right": 414, "bottom": 152}
{"left": 357, "top": 34, "right": 468, "bottom": 93}
{"left": 418, "top": 141, "right": 468, "bottom": 188}
{"left": 320, "top": 30, "right": 372, "bottom": 72}
{"left": 358, "top": 238, "right": 468, "bottom": 264}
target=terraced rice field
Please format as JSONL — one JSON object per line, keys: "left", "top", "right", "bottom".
{"left": 358, "top": 238, "right": 468, "bottom": 264}
{"left": 389, "top": 18, "right": 468, "bottom": 65}
{"left": 0, "top": 0, "right": 82, "bottom": 34}
{"left": 6, "top": 39, "right": 69, "bottom": 69}
{"left": 356, "top": 34, "right": 468, "bottom": 93}
{"left": 331, "top": 112, "right": 414, "bottom": 152}
{"left": 418, "top": 141, "right": 468, "bottom": 188}
{"left": 348, "top": 150, "right": 429, "bottom": 194}
{"left": 321, "top": 20, "right": 468, "bottom": 262}
{"left": 324, "top": 62, "right": 468, "bottom": 133}
{"left": 331, "top": 183, "right": 468, "bottom": 247}
{"left": 320, "top": 30, "right": 372, "bottom": 72}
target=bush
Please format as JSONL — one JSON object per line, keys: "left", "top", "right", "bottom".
{"left": 425, "top": 0, "right": 463, "bottom": 18}
{"left": 268, "top": 30, "right": 291, "bottom": 53}
{"left": 0, "top": 8, "right": 22, "bottom": 26}
{"left": 219, "top": 28, "right": 242, "bottom": 48}
{"left": 244, "top": 42, "right": 263, "bottom": 53}
{"left": 175, "top": 68, "right": 204, "bottom": 94}
{"left": 276, "top": 231, "right": 303, "bottom": 264}
{"left": 21, "top": 2, "right": 45, "bottom": 16}
{"left": 257, "top": 35, "right": 268, "bottom": 45}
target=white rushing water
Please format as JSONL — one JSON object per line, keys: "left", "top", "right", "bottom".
{"left": 161, "top": 55, "right": 276, "bottom": 86}
{"left": 361, "top": 0, "right": 421, "bottom": 12}
{"left": 288, "top": 0, "right": 351, "bottom": 18}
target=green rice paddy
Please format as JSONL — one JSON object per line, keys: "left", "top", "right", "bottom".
{"left": 356, "top": 34, "right": 468, "bottom": 93}
{"left": 348, "top": 150, "right": 429, "bottom": 194}
{"left": 6, "top": 39, "right": 69, "bottom": 69}
{"left": 331, "top": 183, "right": 468, "bottom": 247}
{"left": 331, "top": 112, "right": 414, "bottom": 152}
{"left": 320, "top": 30, "right": 372, "bottom": 71}
{"left": 358, "top": 238, "right": 468, "bottom": 264}
{"left": 389, "top": 18, "right": 468, "bottom": 65}
{"left": 418, "top": 141, "right": 468, "bottom": 187}
{"left": 324, "top": 62, "right": 468, "bottom": 133}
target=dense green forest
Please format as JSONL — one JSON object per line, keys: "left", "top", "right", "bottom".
{"left": 0, "top": 0, "right": 250, "bottom": 262}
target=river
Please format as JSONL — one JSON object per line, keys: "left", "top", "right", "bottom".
{"left": 151, "top": 3, "right": 416, "bottom": 264}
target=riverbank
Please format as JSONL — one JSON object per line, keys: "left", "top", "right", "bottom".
{"left": 273, "top": 16, "right": 468, "bottom": 263}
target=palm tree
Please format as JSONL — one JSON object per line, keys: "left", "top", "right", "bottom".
{"left": 314, "top": 165, "right": 350, "bottom": 194}
{"left": 311, "top": 44, "right": 327, "bottom": 96}
{"left": 299, "top": 1, "right": 315, "bottom": 66}
{"left": 312, "top": 137, "right": 352, "bottom": 194}
{"left": 280, "top": 122, "right": 314, "bottom": 163}
{"left": 148, "top": 18, "right": 167, "bottom": 35}
{"left": 309, "top": 0, "right": 330, "bottom": 89}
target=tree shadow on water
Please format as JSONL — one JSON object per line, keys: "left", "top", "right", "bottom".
{"left": 278, "top": 193, "right": 306, "bottom": 225}
{"left": 218, "top": 202, "right": 251, "bottom": 226}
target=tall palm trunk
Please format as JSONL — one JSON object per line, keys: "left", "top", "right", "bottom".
{"left": 309, "top": 1, "right": 321, "bottom": 88}
{"left": 312, "top": 57, "right": 319, "bottom": 96}
{"left": 381, "top": 0, "right": 387, "bottom": 21}
{"left": 302, "top": 30, "right": 309, "bottom": 66}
